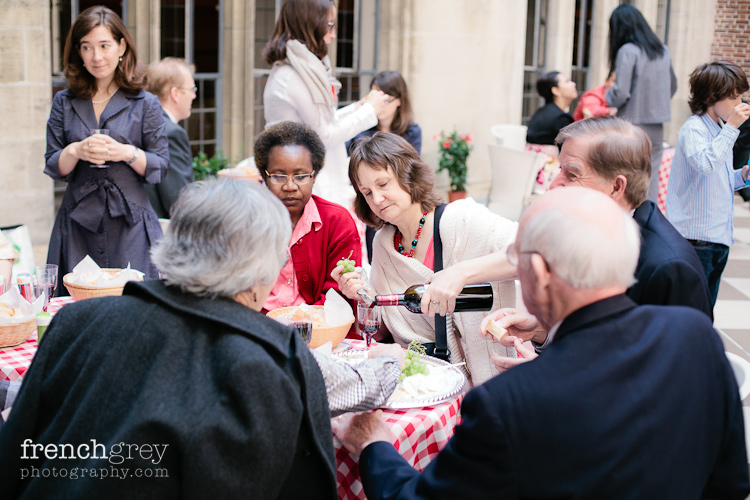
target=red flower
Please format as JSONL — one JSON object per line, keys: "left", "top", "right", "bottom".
{"left": 443, "top": 141, "right": 451, "bottom": 149}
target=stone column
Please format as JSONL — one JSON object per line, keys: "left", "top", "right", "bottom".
{"left": 665, "top": 0, "right": 717, "bottom": 143}
{"left": 0, "top": 0, "right": 54, "bottom": 244}
{"left": 378, "top": 0, "right": 527, "bottom": 199}
{"left": 545, "top": 0, "right": 576, "bottom": 78}
{"left": 589, "top": 0, "right": 620, "bottom": 87}
{"left": 221, "top": 0, "right": 255, "bottom": 160}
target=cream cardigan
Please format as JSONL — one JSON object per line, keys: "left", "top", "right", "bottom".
{"left": 371, "top": 199, "right": 518, "bottom": 386}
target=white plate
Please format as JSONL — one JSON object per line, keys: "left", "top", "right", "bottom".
{"left": 335, "top": 351, "right": 467, "bottom": 409}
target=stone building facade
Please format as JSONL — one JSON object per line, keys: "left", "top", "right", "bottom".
{"left": 0, "top": 0, "right": 735, "bottom": 246}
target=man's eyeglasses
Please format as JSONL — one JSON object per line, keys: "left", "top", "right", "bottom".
{"left": 178, "top": 86, "right": 198, "bottom": 93}
{"left": 327, "top": 22, "right": 337, "bottom": 33}
{"left": 265, "top": 171, "right": 315, "bottom": 185}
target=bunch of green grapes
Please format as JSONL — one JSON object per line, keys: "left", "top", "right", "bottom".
{"left": 336, "top": 250, "right": 356, "bottom": 273}
{"left": 400, "top": 340, "right": 430, "bottom": 381}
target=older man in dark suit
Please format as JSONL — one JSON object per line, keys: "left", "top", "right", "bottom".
{"left": 144, "top": 57, "right": 196, "bottom": 218}
{"left": 333, "top": 187, "right": 749, "bottom": 499}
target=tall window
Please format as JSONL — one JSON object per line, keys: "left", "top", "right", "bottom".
{"left": 161, "top": 0, "right": 222, "bottom": 158}
{"left": 522, "top": 0, "right": 548, "bottom": 124}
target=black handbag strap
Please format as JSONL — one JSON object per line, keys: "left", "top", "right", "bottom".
{"left": 432, "top": 203, "right": 450, "bottom": 361}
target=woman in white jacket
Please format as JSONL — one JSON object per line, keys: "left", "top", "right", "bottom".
{"left": 262, "top": 0, "right": 389, "bottom": 207}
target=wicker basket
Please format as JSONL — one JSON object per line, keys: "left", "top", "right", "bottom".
{"left": 267, "top": 305, "right": 354, "bottom": 349}
{"left": 0, "top": 317, "right": 36, "bottom": 348}
{"left": 63, "top": 269, "right": 142, "bottom": 301}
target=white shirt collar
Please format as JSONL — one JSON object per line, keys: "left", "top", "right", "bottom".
{"left": 162, "top": 107, "right": 178, "bottom": 124}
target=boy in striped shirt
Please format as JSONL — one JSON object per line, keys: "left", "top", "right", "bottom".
{"left": 666, "top": 60, "right": 750, "bottom": 305}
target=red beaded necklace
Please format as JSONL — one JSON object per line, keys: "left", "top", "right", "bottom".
{"left": 394, "top": 211, "right": 428, "bottom": 258}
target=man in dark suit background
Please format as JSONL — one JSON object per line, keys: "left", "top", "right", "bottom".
{"left": 144, "top": 57, "right": 196, "bottom": 218}
{"left": 332, "top": 187, "right": 749, "bottom": 499}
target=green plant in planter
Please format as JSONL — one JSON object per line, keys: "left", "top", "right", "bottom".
{"left": 192, "top": 149, "right": 233, "bottom": 181}
{"left": 436, "top": 130, "right": 474, "bottom": 192}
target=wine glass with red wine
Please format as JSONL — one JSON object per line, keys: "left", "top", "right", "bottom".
{"left": 357, "top": 303, "right": 380, "bottom": 349}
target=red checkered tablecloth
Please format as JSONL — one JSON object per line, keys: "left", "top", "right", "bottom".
{"left": 0, "top": 297, "right": 74, "bottom": 383}
{"left": 657, "top": 147, "right": 675, "bottom": 213}
{"left": 334, "top": 341, "right": 464, "bottom": 500}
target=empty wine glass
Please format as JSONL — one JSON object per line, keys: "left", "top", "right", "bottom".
{"left": 89, "top": 128, "right": 110, "bottom": 168}
{"left": 357, "top": 303, "right": 381, "bottom": 350}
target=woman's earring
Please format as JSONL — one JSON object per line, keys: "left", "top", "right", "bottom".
{"left": 118, "top": 56, "right": 122, "bottom": 62}
{"left": 253, "top": 292, "right": 257, "bottom": 302}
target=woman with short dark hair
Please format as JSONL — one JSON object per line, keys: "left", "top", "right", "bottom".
{"left": 606, "top": 4, "right": 678, "bottom": 202}
{"left": 332, "top": 133, "right": 518, "bottom": 386}
{"left": 526, "top": 71, "right": 577, "bottom": 145}
{"left": 263, "top": 0, "right": 390, "bottom": 207}
{"left": 255, "top": 121, "right": 362, "bottom": 310}
{"left": 45, "top": 5, "right": 169, "bottom": 292}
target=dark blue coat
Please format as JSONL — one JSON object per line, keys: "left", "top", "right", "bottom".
{"left": 359, "top": 295, "right": 749, "bottom": 499}
{"left": 145, "top": 111, "right": 194, "bottom": 218}
{"left": 45, "top": 89, "right": 169, "bottom": 290}
{"left": 0, "top": 280, "right": 337, "bottom": 499}
{"left": 629, "top": 200, "right": 713, "bottom": 320}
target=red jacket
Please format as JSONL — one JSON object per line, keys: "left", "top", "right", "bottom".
{"left": 291, "top": 195, "right": 362, "bottom": 306}
{"left": 573, "top": 85, "right": 611, "bottom": 121}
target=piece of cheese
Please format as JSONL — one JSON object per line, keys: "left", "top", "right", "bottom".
{"left": 485, "top": 320, "right": 508, "bottom": 341}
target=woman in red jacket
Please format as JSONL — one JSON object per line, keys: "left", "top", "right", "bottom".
{"left": 256, "top": 121, "right": 362, "bottom": 312}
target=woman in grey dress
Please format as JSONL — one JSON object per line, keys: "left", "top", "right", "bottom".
{"left": 45, "top": 6, "right": 169, "bottom": 293}
{"left": 606, "top": 4, "right": 677, "bottom": 203}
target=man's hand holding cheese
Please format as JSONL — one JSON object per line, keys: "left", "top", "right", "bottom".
{"left": 480, "top": 308, "right": 548, "bottom": 346}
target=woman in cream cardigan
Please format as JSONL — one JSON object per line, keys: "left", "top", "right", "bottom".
{"left": 262, "top": 0, "right": 390, "bottom": 207}
{"left": 332, "top": 133, "right": 518, "bottom": 386}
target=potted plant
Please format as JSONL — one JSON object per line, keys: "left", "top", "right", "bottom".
{"left": 192, "top": 149, "right": 233, "bottom": 181}
{"left": 436, "top": 130, "right": 474, "bottom": 201}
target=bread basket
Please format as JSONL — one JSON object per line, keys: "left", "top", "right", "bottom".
{"left": 267, "top": 305, "right": 353, "bottom": 349}
{"left": 63, "top": 269, "right": 142, "bottom": 301}
{"left": 0, "top": 317, "right": 36, "bottom": 348}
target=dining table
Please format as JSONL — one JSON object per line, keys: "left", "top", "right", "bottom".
{"left": 334, "top": 339, "right": 465, "bottom": 500}
{"left": 0, "top": 296, "right": 74, "bottom": 412}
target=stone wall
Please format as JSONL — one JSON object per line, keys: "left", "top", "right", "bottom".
{"left": 0, "top": 0, "right": 54, "bottom": 245}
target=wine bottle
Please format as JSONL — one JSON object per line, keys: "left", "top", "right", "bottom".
{"left": 374, "top": 283, "right": 494, "bottom": 314}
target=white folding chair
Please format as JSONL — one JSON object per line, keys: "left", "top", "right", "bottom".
{"left": 490, "top": 124, "right": 528, "bottom": 151}
{"left": 487, "top": 144, "right": 546, "bottom": 221}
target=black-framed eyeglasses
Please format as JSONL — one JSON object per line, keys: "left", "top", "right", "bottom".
{"left": 327, "top": 22, "right": 336, "bottom": 33}
{"left": 506, "top": 245, "right": 539, "bottom": 267}
{"left": 265, "top": 171, "right": 315, "bottom": 185}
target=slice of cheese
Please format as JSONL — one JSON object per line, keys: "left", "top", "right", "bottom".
{"left": 485, "top": 320, "right": 508, "bottom": 341}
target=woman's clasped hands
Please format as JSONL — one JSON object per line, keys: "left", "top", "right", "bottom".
{"left": 78, "top": 132, "right": 131, "bottom": 166}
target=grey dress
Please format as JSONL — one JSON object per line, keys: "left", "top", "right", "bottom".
{"left": 44, "top": 89, "right": 169, "bottom": 293}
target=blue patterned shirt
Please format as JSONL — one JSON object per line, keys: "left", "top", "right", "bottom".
{"left": 666, "top": 113, "right": 746, "bottom": 246}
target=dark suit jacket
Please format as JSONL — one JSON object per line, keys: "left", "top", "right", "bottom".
{"left": 526, "top": 102, "right": 574, "bottom": 145}
{"left": 0, "top": 280, "right": 336, "bottom": 500}
{"left": 146, "top": 110, "right": 194, "bottom": 218}
{"left": 359, "top": 295, "right": 749, "bottom": 499}
{"left": 629, "top": 200, "right": 713, "bottom": 320}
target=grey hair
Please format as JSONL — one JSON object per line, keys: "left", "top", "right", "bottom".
{"left": 522, "top": 194, "right": 641, "bottom": 289}
{"left": 151, "top": 179, "right": 291, "bottom": 298}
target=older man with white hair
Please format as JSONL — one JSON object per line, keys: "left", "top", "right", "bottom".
{"left": 332, "top": 186, "right": 749, "bottom": 499}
